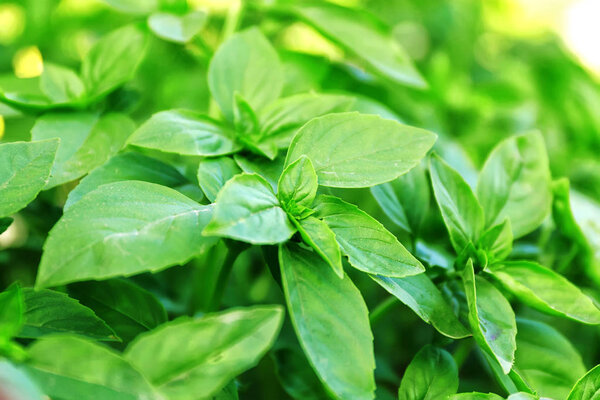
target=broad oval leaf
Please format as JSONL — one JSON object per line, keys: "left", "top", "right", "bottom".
{"left": 127, "top": 109, "right": 240, "bottom": 156}
{"left": 291, "top": 3, "right": 425, "bottom": 88}
{"left": 372, "top": 274, "right": 469, "bottom": 339}
{"left": 65, "top": 152, "right": 187, "bottom": 210}
{"left": 0, "top": 139, "right": 58, "bottom": 218}
{"left": 371, "top": 162, "right": 430, "bottom": 234}
{"left": 125, "top": 305, "right": 284, "bottom": 399}
{"left": 203, "top": 173, "right": 296, "bottom": 244}
{"left": 462, "top": 261, "right": 516, "bottom": 374}
{"left": 208, "top": 27, "right": 283, "bottom": 121}
{"left": 24, "top": 336, "right": 157, "bottom": 400}
{"left": 19, "top": 288, "right": 117, "bottom": 341}
{"left": 514, "top": 318, "right": 586, "bottom": 400}
{"left": 148, "top": 11, "right": 206, "bottom": 43}
{"left": 279, "top": 242, "right": 375, "bottom": 400}
{"left": 398, "top": 345, "right": 459, "bottom": 400}
{"left": 430, "top": 153, "right": 484, "bottom": 253}
{"left": 197, "top": 156, "right": 241, "bottom": 202}
{"left": 81, "top": 24, "right": 149, "bottom": 99}
{"left": 277, "top": 155, "right": 318, "bottom": 213}
{"left": 40, "top": 63, "right": 85, "bottom": 104}
{"left": 31, "top": 112, "right": 135, "bottom": 188}
{"left": 286, "top": 112, "right": 436, "bottom": 188}
{"left": 487, "top": 261, "right": 600, "bottom": 324}
{"left": 295, "top": 216, "right": 343, "bottom": 278}
{"left": 477, "top": 132, "right": 552, "bottom": 238}
{"left": 68, "top": 279, "right": 167, "bottom": 344}
{"left": 314, "top": 195, "right": 424, "bottom": 277}
{"left": 37, "top": 181, "right": 217, "bottom": 288}
{"left": 567, "top": 364, "right": 600, "bottom": 400}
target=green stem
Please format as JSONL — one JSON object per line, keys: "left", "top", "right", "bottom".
{"left": 221, "top": 0, "right": 243, "bottom": 42}
{"left": 207, "top": 242, "right": 246, "bottom": 312}
{"left": 369, "top": 296, "right": 399, "bottom": 325}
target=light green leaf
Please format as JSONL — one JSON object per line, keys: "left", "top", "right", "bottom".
{"left": 128, "top": 109, "right": 240, "bottom": 156}
{"left": 197, "top": 157, "right": 241, "bottom": 203}
{"left": 398, "top": 345, "right": 459, "bottom": 400}
{"left": 506, "top": 393, "right": 538, "bottom": 400}
{"left": 148, "top": 10, "right": 206, "bottom": 43}
{"left": 37, "top": 181, "right": 217, "bottom": 288}
{"left": 65, "top": 152, "right": 187, "bottom": 210}
{"left": 277, "top": 155, "right": 318, "bottom": 214}
{"left": 101, "top": 0, "right": 158, "bottom": 14}
{"left": 477, "top": 219, "right": 513, "bottom": 263}
{"left": 447, "top": 393, "right": 503, "bottom": 400}
{"left": 203, "top": 173, "right": 296, "bottom": 244}
{"left": 371, "top": 162, "right": 430, "bottom": 234}
{"left": 567, "top": 364, "right": 600, "bottom": 400}
{"left": 19, "top": 288, "right": 117, "bottom": 341}
{"left": 286, "top": 112, "right": 436, "bottom": 188}
{"left": 0, "top": 360, "right": 44, "bottom": 400}
{"left": 81, "top": 24, "right": 149, "bottom": 99}
{"left": 258, "top": 93, "right": 355, "bottom": 149}
{"left": 31, "top": 112, "right": 135, "bottom": 188}
{"left": 430, "top": 153, "right": 484, "bottom": 253}
{"left": 40, "top": 63, "right": 85, "bottom": 104}
{"left": 514, "top": 318, "right": 586, "bottom": 399}
{"left": 125, "top": 305, "right": 283, "bottom": 399}
{"left": 477, "top": 132, "right": 552, "bottom": 238}
{"left": 486, "top": 261, "right": 600, "bottom": 324}
{"left": 0, "top": 283, "right": 23, "bottom": 340}
{"left": 292, "top": 3, "right": 425, "bottom": 88}
{"left": 462, "top": 260, "right": 516, "bottom": 374}
{"left": 234, "top": 153, "right": 285, "bottom": 190}
{"left": 0, "top": 139, "right": 58, "bottom": 218}
{"left": 372, "top": 274, "right": 469, "bottom": 339}
{"left": 24, "top": 336, "right": 157, "bottom": 400}
{"left": 208, "top": 27, "right": 282, "bottom": 121}
{"left": 314, "top": 195, "right": 424, "bottom": 277}
{"left": 68, "top": 279, "right": 167, "bottom": 344}
{"left": 279, "top": 242, "right": 375, "bottom": 400}
{"left": 295, "top": 216, "right": 343, "bottom": 278}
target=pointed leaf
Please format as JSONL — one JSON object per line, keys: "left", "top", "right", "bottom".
{"left": 277, "top": 155, "right": 318, "bottom": 213}
{"left": 295, "top": 216, "right": 343, "bottom": 278}
{"left": 197, "top": 156, "right": 241, "bottom": 202}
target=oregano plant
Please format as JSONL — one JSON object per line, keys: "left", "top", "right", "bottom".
{"left": 1, "top": 1, "right": 600, "bottom": 400}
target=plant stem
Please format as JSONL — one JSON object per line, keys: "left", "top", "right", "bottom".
{"left": 207, "top": 241, "right": 246, "bottom": 312}
{"left": 369, "top": 296, "right": 399, "bottom": 325}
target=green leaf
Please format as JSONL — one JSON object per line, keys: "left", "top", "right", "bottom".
{"left": 68, "top": 279, "right": 167, "bottom": 344}
{"left": 37, "top": 181, "right": 217, "bottom": 287}
{"left": 203, "top": 173, "right": 296, "bottom": 244}
{"left": 447, "top": 393, "right": 503, "bottom": 400}
{"left": 125, "top": 305, "right": 284, "bottom": 399}
{"left": 272, "top": 346, "right": 330, "bottom": 400}
{"left": 430, "top": 153, "right": 484, "bottom": 253}
{"left": 277, "top": 155, "right": 318, "bottom": 215}
{"left": 286, "top": 112, "right": 436, "bottom": 188}
{"left": 258, "top": 93, "right": 355, "bottom": 149}
{"left": 314, "top": 195, "right": 424, "bottom": 277}
{"left": 24, "top": 336, "right": 157, "bottom": 400}
{"left": 477, "top": 132, "right": 552, "bottom": 238}
{"left": 81, "top": 24, "right": 149, "bottom": 99}
{"left": 371, "top": 162, "right": 430, "bottom": 234}
{"left": 0, "top": 139, "right": 59, "bottom": 218}
{"left": 486, "top": 261, "right": 600, "bottom": 324}
{"left": 514, "top": 318, "right": 585, "bottom": 400}
{"left": 292, "top": 3, "right": 425, "bottom": 88}
{"left": 234, "top": 153, "right": 285, "bottom": 190}
{"left": 0, "top": 283, "right": 23, "bottom": 340}
{"left": 506, "top": 393, "right": 538, "bottom": 400}
{"left": 31, "top": 112, "right": 135, "bottom": 188}
{"left": 569, "top": 191, "right": 600, "bottom": 286}
{"left": 101, "top": 0, "right": 158, "bottom": 14}
{"left": 197, "top": 156, "right": 241, "bottom": 202}
{"left": 0, "top": 360, "right": 44, "bottom": 400}
{"left": 208, "top": 27, "right": 283, "bottom": 121}
{"left": 398, "top": 345, "right": 459, "bottom": 400}
{"left": 65, "top": 152, "right": 187, "bottom": 210}
{"left": 477, "top": 219, "right": 513, "bottom": 263}
{"left": 0, "top": 217, "right": 12, "bottom": 234}
{"left": 295, "top": 216, "right": 343, "bottom": 278}
{"left": 279, "top": 242, "right": 375, "bottom": 400}
{"left": 128, "top": 109, "right": 240, "bottom": 157}
{"left": 40, "top": 63, "right": 85, "bottom": 104}
{"left": 19, "top": 288, "right": 117, "bottom": 341}
{"left": 462, "top": 260, "right": 516, "bottom": 374}
{"left": 372, "top": 274, "right": 469, "bottom": 339}
{"left": 567, "top": 364, "right": 600, "bottom": 400}
{"left": 148, "top": 10, "right": 206, "bottom": 43}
